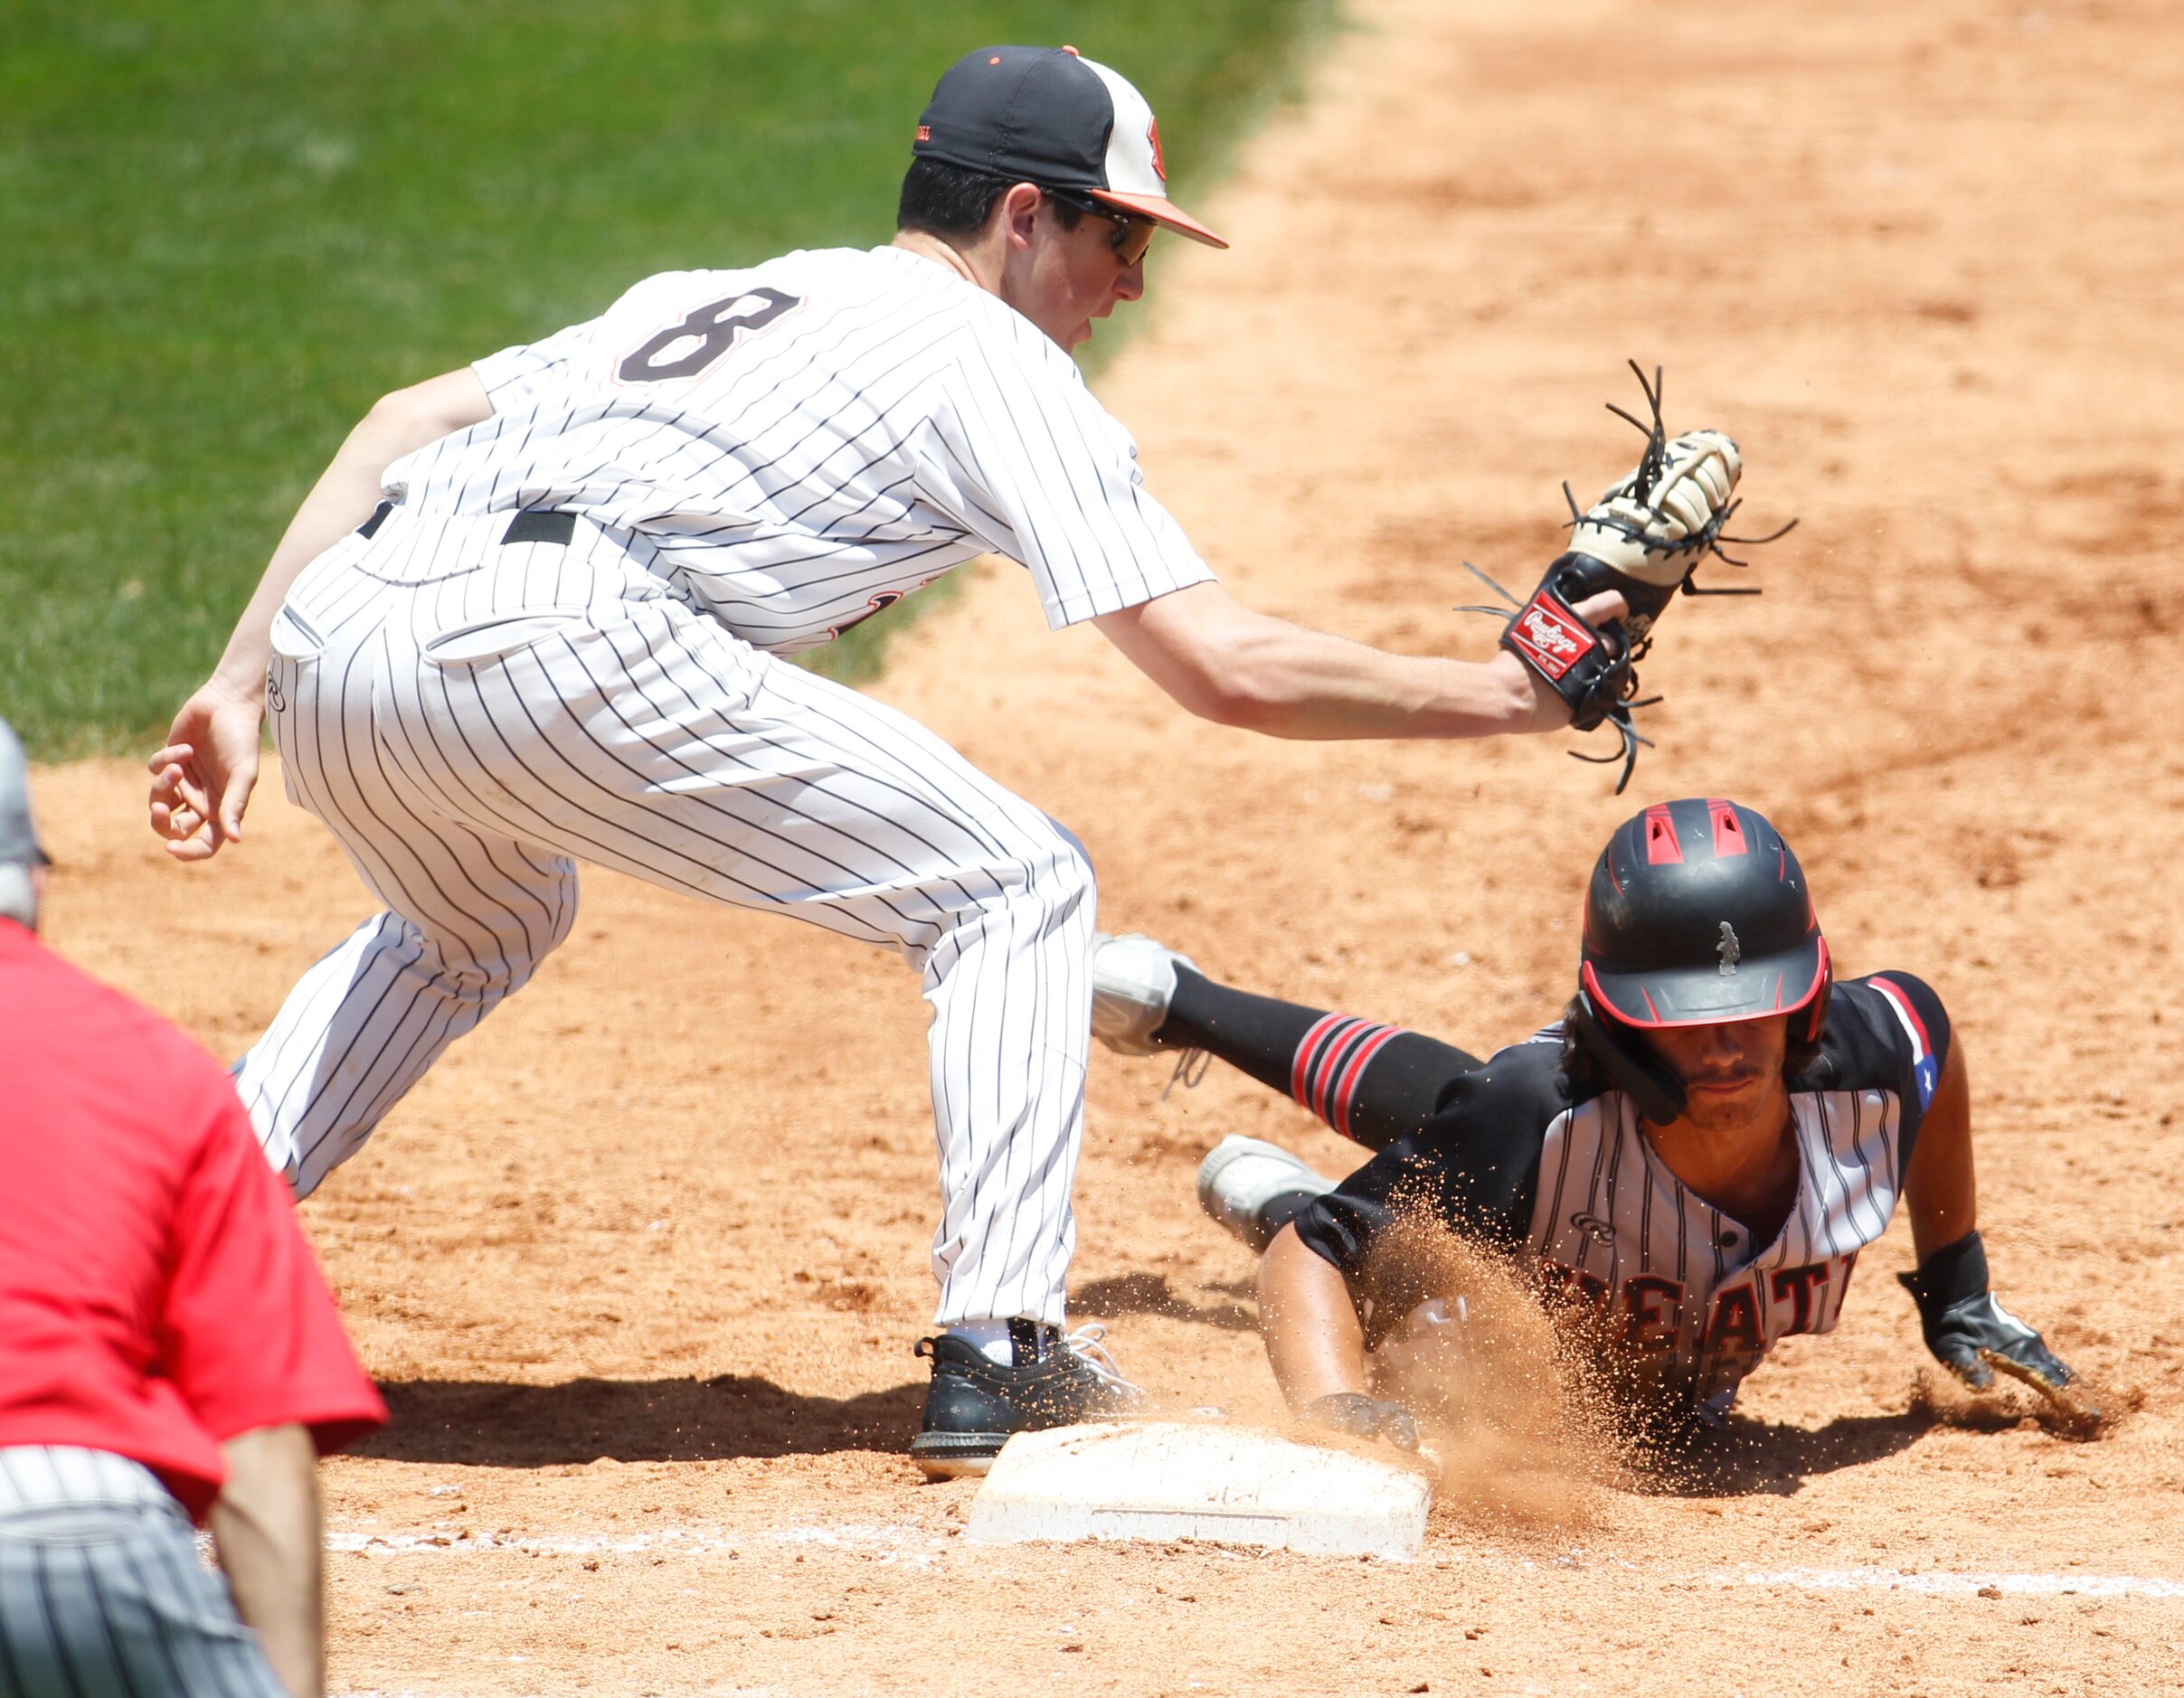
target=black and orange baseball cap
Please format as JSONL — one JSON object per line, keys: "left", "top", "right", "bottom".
{"left": 912, "top": 45, "right": 1228, "bottom": 250}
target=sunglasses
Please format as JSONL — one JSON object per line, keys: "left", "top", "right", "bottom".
{"left": 1044, "top": 190, "right": 1158, "bottom": 266}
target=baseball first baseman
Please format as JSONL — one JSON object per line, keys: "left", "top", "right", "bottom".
{"left": 1092, "top": 798, "right": 2089, "bottom": 1446}
{"left": 147, "top": 45, "right": 1734, "bottom": 1475}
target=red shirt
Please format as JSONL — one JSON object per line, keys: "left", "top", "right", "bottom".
{"left": 0, "top": 920, "right": 386, "bottom": 1517}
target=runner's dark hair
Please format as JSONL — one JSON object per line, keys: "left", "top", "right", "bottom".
{"left": 1556, "top": 996, "right": 1825, "bottom": 1106}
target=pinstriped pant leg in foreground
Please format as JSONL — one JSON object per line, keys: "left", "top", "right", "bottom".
{"left": 235, "top": 569, "right": 580, "bottom": 1198}
{"left": 0, "top": 1505, "right": 284, "bottom": 1698}
{"left": 392, "top": 593, "right": 1097, "bottom": 1325}
{"left": 237, "top": 539, "right": 1094, "bottom": 1323}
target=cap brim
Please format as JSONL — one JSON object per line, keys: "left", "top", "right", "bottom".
{"left": 1583, "top": 939, "right": 1828, "bottom": 1029}
{"left": 1091, "top": 189, "right": 1228, "bottom": 250}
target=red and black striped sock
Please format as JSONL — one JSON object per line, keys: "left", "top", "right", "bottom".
{"left": 1160, "top": 968, "right": 1481, "bottom": 1151}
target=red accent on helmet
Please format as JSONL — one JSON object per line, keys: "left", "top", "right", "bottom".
{"left": 1709, "top": 798, "right": 1748, "bottom": 858}
{"left": 1801, "top": 938, "right": 1833, "bottom": 1042}
{"left": 1643, "top": 804, "right": 1682, "bottom": 864}
{"left": 1581, "top": 947, "right": 1829, "bottom": 1033}
{"left": 1582, "top": 798, "right": 1832, "bottom": 1035}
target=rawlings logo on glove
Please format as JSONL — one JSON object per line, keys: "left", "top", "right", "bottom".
{"left": 1457, "top": 363, "right": 1794, "bottom": 792}
{"left": 1507, "top": 596, "right": 1593, "bottom": 677}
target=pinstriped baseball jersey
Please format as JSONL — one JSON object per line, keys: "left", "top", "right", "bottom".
{"left": 1293, "top": 974, "right": 1952, "bottom": 1417}
{"left": 239, "top": 240, "right": 1222, "bottom": 1332}
{"left": 375, "top": 246, "right": 1213, "bottom": 650}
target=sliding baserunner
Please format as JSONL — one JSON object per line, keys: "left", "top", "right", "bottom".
{"left": 1092, "top": 797, "right": 2090, "bottom": 1445}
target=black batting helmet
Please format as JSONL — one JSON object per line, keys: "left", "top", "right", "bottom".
{"left": 1567, "top": 798, "right": 1830, "bottom": 1123}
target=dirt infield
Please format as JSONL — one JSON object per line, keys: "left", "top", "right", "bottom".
{"left": 32, "top": 0, "right": 2184, "bottom": 1689}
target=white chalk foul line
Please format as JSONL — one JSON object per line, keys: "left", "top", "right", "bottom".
{"left": 316, "top": 1524, "right": 2184, "bottom": 1601}
{"left": 327, "top": 1527, "right": 733, "bottom": 1557}
{"left": 1707, "top": 1566, "right": 2184, "bottom": 1600}
{"left": 323, "top": 1521, "right": 942, "bottom": 1562}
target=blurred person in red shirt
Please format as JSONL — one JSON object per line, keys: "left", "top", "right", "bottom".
{"left": 0, "top": 716, "right": 388, "bottom": 1698}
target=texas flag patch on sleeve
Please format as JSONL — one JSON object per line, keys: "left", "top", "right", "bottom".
{"left": 1870, "top": 976, "right": 1940, "bottom": 1109}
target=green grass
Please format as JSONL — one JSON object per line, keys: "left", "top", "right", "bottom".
{"left": 0, "top": 0, "right": 1328, "bottom": 757}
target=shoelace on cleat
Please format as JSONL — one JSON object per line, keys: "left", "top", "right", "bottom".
{"left": 1060, "top": 1323, "right": 1143, "bottom": 1395}
{"left": 1160, "top": 1047, "right": 1210, "bottom": 1099}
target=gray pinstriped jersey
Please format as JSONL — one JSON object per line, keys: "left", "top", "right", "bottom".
{"left": 374, "top": 245, "right": 1213, "bottom": 650}
{"left": 0, "top": 1447, "right": 286, "bottom": 1695}
{"left": 0, "top": 1447, "right": 171, "bottom": 1514}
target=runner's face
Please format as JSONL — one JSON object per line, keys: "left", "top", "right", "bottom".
{"left": 1009, "top": 195, "right": 1148, "bottom": 351}
{"left": 1643, "top": 1014, "right": 1790, "bottom": 1137}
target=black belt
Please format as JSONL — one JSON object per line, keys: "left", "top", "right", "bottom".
{"left": 354, "top": 503, "right": 574, "bottom": 548}
{"left": 501, "top": 510, "right": 576, "bottom": 546}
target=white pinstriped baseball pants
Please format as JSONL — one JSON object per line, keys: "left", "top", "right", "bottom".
{"left": 239, "top": 510, "right": 1093, "bottom": 1325}
{"left": 0, "top": 1448, "right": 285, "bottom": 1698}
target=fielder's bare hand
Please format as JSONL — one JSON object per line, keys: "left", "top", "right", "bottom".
{"left": 148, "top": 683, "right": 264, "bottom": 860}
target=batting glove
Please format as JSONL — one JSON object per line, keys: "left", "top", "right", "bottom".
{"left": 1898, "top": 1230, "right": 2082, "bottom": 1398}
{"left": 1303, "top": 1392, "right": 1421, "bottom": 1452}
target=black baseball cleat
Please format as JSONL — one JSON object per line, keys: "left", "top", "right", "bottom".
{"left": 909, "top": 1317, "right": 1148, "bottom": 1478}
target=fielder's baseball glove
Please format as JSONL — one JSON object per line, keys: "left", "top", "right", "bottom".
{"left": 1459, "top": 363, "right": 1792, "bottom": 791}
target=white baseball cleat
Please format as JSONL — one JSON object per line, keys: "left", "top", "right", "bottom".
{"left": 1091, "top": 931, "right": 1199, "bottom": 1056}
{"left": 1196, "top": 1135, "right": 1338, "bottom": 1253}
